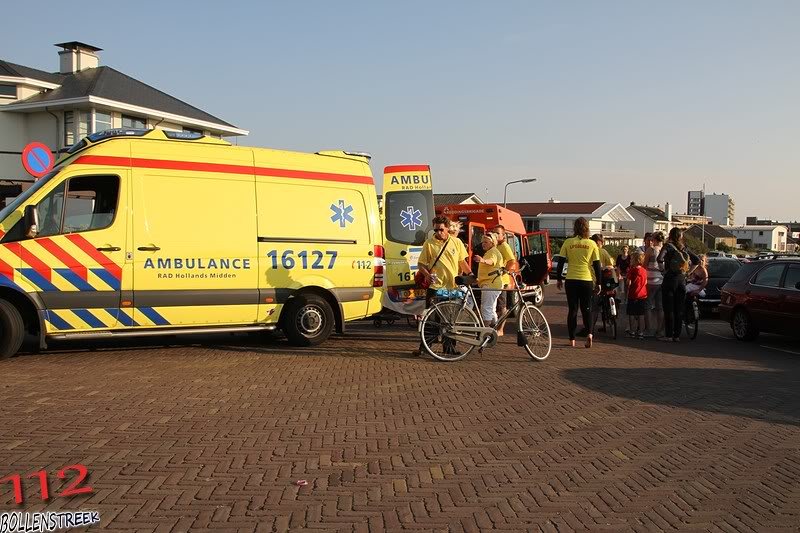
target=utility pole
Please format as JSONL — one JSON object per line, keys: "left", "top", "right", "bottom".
{"left": 701, "top": 182, "right": 706, "bottom": 248}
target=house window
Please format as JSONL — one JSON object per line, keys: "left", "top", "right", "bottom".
{"left": 64, "top": 111, "right": 75, "bottom": 146}
{"left": 95, "top": 111, "right": 113, "bottom": 133}
{"left": 79, "top": 111, "right": 90, "bottom": 138}
{"left": 122, "top": 115, "right": 146, "bottom": 129}
{"left": 0, "top": 84, "right": 16, "bottom": 98}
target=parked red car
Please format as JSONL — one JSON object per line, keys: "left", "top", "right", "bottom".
{"left": 719, "top": 256, "right": 800, "bottom": 341}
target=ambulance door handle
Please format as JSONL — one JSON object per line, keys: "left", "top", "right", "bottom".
{"left": 137, "top": 245, "right": 161, "bottom": 251}
{"left": 368, "top": 251, "right": 374, "bottom": 256}
{"left": 400, "top": 250, "right": 407, "bottom": 256}
{"left": 97, "top": 246, "right": 121, "bottom": 252}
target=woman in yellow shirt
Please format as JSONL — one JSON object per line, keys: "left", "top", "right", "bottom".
{"left": 473, "top": 233, "right": 505, "bottom": 326}
{"left": 554, "top": 218, "right": 602, "bottom": 348}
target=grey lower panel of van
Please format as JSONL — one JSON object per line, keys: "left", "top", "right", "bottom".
{"left": 134, "top": 289, "right": 260, "bottom": 307}
{"left": 39, "top": 291, "right": 120, "bottom": 309}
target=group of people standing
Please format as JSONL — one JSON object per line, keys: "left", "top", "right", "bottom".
{"left": 554, "top": 218, "right": 702, "bottom": 346}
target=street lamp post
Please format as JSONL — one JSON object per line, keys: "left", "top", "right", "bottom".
{"left": 503, "top": 178, "right": 537, "bottom": 208}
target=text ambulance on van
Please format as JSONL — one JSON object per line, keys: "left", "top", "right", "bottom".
{"left": 0, "top": 128, "right": 421, "bottom": 358}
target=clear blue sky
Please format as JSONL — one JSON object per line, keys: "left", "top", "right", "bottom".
{"left": 3, "top": 1, "right": 798, "bottom": 221}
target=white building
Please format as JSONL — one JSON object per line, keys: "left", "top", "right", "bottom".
{"left": 1, "top": 41, "right": 247, "bottom": 189}
{"left": 506, "top": 200, "right": 636, "bottom": 244}
{"left": 703, "top": 193, "right": 735, "bottom": 225}
{"left": 618, "top": 203, "right": 672, "bottom": 237}
{"left": 725, "top": 225, "right": 789, "bottom": 252}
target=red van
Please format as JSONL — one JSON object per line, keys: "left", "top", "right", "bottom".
{"left": 435, "top": 203, "right": 551, "bottom": 306}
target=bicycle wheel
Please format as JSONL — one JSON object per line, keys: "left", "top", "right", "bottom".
{"left": 420, "top": 301, "right": 480, "bottom": 362}
{"left": 518, "top": 302, "right": 552, "bottom": 361}
{"left": 608, "top": 312, "right": 617, "bottom": 340}
{"left": 685, "top": 300, "right": 699, "bottom": 340}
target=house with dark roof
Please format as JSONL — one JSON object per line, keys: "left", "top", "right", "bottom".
{"left": 505, "top": 200, "right": 636, "bottom": 243}
{"left": 617, "top": 202, "right": 673, "bottom": 238}
{"left": 1, "top": 42, "right": 246, "bottom": 185}
{"left": 433, "top": 192, "right": 483, "bottom": 206}
{"left": 685, "top": 224, "right": 737, "bottom": 250}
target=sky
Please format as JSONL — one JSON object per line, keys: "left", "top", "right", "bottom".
{"left": 2, "top": 1, "right": 798, "bottom": 221}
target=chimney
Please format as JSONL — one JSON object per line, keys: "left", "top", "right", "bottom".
{"left": 665, "top": 202, "right": 672, "bottom": 222}
{"left": 55, "top": 41, "right": 102, "bottom": 74}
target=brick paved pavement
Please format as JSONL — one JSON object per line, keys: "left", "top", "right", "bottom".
{"left": 1, "top": 288, "right": 799, "bottom": 531}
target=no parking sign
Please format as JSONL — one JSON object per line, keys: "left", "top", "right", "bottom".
{"left": 21, "top": 142, "right": 54, "bottom": 179}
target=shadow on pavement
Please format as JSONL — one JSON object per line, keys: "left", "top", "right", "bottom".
{"left": 564, "top": 366, "right": 800, "bottom": 426}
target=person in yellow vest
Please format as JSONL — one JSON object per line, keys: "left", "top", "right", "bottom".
{"left": 473, "top": 233, "right": 505, "bottom": 326}
{"left": 492, "top": 225, "right": 518, "bottom": 336}
{"left": 553, "top": 218, "right": 602, "bottom": 348}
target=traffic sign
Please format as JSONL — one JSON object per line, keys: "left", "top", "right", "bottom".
{"left": 21, "top": 142, "right": 54, "bottom": 179}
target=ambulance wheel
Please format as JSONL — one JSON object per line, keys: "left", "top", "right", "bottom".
{"left": 0, "top": 299, "right": 25, "bottom": 359}
{"left": 283, "top": 294, "right": 334, "bottom": 346}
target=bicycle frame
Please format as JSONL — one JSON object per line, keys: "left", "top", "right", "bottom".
{"left": 433, "top": 271, "right": 532, "bottom": 347}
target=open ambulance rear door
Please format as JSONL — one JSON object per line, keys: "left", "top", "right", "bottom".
{"left": 380, "top": 165, "right": 434, "bottom": 315}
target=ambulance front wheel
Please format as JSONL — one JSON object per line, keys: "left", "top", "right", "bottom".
{"left": 283, "top": 294, "right": 335, "bottom": 347}
{"left": 0, "top": 299, "right": 25, "bottom": 359}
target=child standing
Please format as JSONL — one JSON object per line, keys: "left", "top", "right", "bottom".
{"left": 626, "top": 250, "right": 648, "bottom": 339}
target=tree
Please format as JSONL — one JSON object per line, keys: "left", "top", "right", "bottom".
{"left": 685, "top": 235, "right": 708, "bottom": 255}
{"left": 716, "top": 242, "right": 732, "bottom": 253}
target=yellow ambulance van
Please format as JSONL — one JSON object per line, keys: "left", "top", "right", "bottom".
{"left": 0, "top": 128, "right": 396, "bottom": 357}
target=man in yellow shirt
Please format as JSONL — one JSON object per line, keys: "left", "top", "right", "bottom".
{"left": 492, "top": 225, "right": 517, "bottom": 336}
{"left": 414, "top": 215, "right": 471, "bottom": 356}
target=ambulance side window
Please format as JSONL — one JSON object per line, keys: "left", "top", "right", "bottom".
{"left": 36, "top": 175, "right": 119, "bottom": 237}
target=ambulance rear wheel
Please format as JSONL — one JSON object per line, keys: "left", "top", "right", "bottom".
{"left": 283, "top": 294, "right": 334, "bottom": 346}
{"left": 0, "top": 299, "right": 25, "bottom": 359}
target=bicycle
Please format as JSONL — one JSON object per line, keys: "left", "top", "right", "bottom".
{"left": 684, "top": 293, "right": 700, "bottom": 340}
{"left": 593, "top": 274, "right": 619, "bottom": 340}
{"left": 418, "top": 264, "right": 552, "bottom": 362}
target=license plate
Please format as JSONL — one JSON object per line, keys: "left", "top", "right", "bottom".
{"left": 399, "top": 288, "right": 426, "bottom": 299}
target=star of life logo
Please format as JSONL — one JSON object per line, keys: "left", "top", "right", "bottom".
{"left": 330, "top": 200, "right": 355, "bottom": 228}
{"left": 0, "top": 511, "right": 100, "bottom": 532}
{"left": 400, "top": 206, "right": 423, "bottom": 231}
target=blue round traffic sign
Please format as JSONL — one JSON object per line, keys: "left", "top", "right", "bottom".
{"left": 21, "top": 142, "right": 54, "bottom": 178}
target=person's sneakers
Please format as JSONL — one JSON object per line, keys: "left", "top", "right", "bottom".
{"left": 625, "top": 329, "right": 635, "bottom": 338}
{"left": 636, "top": 331, "right": 644, "bottom": 339}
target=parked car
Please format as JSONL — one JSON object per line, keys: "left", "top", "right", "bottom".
{"left": 697, "top": 257, "right": 742, "bottom": 315}
{"left": 719, "top": 256, "right": 800, "bottom": 341}
{"left": 707, "top": 251, "right": 736, "bottom": 258}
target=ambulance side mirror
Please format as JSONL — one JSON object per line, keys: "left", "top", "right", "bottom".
{"left": 24, "top": 204, "right": 39, "bottom": 238}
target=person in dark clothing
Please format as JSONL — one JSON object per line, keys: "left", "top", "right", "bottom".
{"left": 615, "top": 245, "right": 631, "bottom": 299}
{"left": 554, "top": 218, "right": 603, "bottom": 348}
{"left": 657, "top": 228, "right": 700, "bottom": 342}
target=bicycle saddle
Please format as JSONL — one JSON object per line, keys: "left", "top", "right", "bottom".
{"left": 456, "top": 274, "right": 477, "bottom": 286}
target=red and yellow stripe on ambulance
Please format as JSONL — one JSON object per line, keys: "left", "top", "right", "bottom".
{"left": 380, "top": 165, "right": 434, "bottom": 315}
